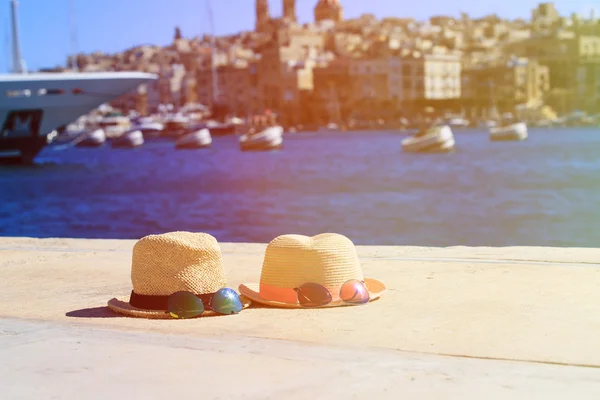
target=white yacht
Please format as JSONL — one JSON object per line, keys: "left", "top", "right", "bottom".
{"left": 0, "top": 0, "right": 156, "bottom": 163}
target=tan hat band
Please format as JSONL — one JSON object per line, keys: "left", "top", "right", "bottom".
{"left": 129, "top": 290, "right": 216, "bottom": 311}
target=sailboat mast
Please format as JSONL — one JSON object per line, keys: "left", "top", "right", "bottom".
{"left": 206, "top": 0, "right": 219, "bottom": 105}
{"left": 489, "top": 79, "right": 498, "bottom": 120}
{"left": 10, "top": 0, "right": 26, "bottom": 73}
{"left": 69, "top": 0, "right": 78, "bottom": 71}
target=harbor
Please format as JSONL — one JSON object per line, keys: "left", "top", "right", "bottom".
{"left": 1, "top": 237, "right": 600, "bottom": 398}
{"left": 2, "top": 127, "right": 599, "bottom": 247}
{"left": 2, "top": 0, "right": 600, "bottom": 397}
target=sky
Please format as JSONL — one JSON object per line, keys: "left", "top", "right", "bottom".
{"left": 1, "top": 0, "right": 599, "bottom": 72}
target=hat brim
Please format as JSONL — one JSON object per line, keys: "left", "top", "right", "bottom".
{"left": 107, "top": 294, "right": 252, "bottom": 319}
{"left": 238, "top": 278, "right": 386, "bottom": 309}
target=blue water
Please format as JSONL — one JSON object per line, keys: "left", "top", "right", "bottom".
{"left": 1, "top": 128, "right": 599, "bottom": 247}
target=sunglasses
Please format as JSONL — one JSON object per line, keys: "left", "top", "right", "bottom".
{"left": 167, "top": 288, "right": 243, "bottom": 319}
{"left": 293, "top": 279, "right": 370, "bottom": 308}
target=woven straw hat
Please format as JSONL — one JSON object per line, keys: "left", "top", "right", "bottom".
{"left": 239, "top": 233, "right": 386, "bottom": 308}
{"left": 108, "top": 231, "right": 250, "bottom": 319}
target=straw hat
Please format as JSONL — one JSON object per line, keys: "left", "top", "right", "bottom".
{"left": 108, "top": 231, "right": 250, "bottom": 319}
{"left": 239, "top": 233, "right": 386, "bottom": 308}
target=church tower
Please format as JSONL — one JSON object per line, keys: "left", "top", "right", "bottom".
{"left": 314, "top": 0, "right": 343, "bottom": 23}
{"left": 283, "top": 0, "right": 297, "bottom": 22}
{"left": 256, "top": 0, "right": 270, "bottom": 32}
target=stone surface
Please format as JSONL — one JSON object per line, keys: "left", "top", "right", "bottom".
{"left": 1, "top": 237, "right": 600, "bottom": 398}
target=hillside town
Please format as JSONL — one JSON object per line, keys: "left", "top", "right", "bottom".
{"left": 48, "top": 1, "right": 600, "bottom": 128}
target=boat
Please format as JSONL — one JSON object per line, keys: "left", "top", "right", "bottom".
{"left": 401, "top": 125, "right": 455, "bottom": 153}
{"left": 487, "top": 81, "right": 528, "bottom": 141}
{"left": 75, "top": 128, "right": 106, "bottom": 148}
{"left": 320, "top": 123, "right": 339, "bottom": 131}
{"left": 444, "top": 116, "right": 470, "bottom": 129}
{"left": 175, "top": 128, "right": 212, "bottom": 149}
{"left": 0, "top": 0, "right": 156, "bottom": 164}
{"left": 97, "top": 112, "right": 131, "bottom": 138}
{"left": 489, "top": 121, "right": 528, "bottom": 141}
{"left": 111, "top": 129, "right": 144, "bottom": 148}
{"left": 162, "top": 114, "right": 190, "bottom": 138}
{"left": 239, "top": 126, "right": 283, "bottom": 151}
{"left": 206, "top": 120, "right": 238, "bottom": 136}
{"left": 133, "top": 121, "right": 164, "bottom": 139}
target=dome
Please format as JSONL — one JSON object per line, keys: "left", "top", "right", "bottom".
{"left": 317, "top": 0, "right": 342, "bottom": 8}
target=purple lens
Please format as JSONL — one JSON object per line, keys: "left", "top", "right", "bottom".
{"left": 339, "top": 279, "right": 370, "bottom": 304}
{"left": 295, "top": 282, "right": 332, "bottom": 308}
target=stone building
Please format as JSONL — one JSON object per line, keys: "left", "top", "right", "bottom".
{"left": 314, "top": 0, "right": 343, "bottom": 24}
{"left": 256, "top": 0, "right": 270, "bottom": 33}
{"left": 257, "top": 26, "right": 325, "bottom": 124}
{"left": 283, "top": 0, "right": 297, "bottom": 23}
{"left": 462, "top": 57, "right": 550, "bottom": 118}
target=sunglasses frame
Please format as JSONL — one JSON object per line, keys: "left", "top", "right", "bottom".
{"left": 167, "top": 288, "right": 243, "bottom": 319}
{"left": 293, "top": 279, "right": 370, "bottom": 308}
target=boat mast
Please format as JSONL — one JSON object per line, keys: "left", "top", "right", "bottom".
{"left": 206, "top": 0, "right": 219, "bottom": 105}
{"left": 69, "top": 0, "right": 78, "bottom": 71}
{"left": 489, "top": 79, "right": 498, "bottom": 120}
{"left": 10, "top": 0, "right": 27, "bottom": 73}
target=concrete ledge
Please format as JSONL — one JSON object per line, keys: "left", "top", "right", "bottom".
{"left": 1, "top": 238, "right": 600, "bottom": 397}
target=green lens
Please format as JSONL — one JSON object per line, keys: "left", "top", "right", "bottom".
{"left": 211, "top": 288, "right": 243, "bottom": 315}
{"left": 168, "top": 291, "right": 205, "bottom": 319}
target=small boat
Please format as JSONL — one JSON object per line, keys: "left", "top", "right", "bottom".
{"left": 134, "top": 122, "right": 164, "bottom": 139}
{"left": 111, "top": 129, "right": 144, "bottom": 148}
{"left": 75, "top": 129, "right": 106, "bottom": 148}
{"left": 207, "top": 121, "right": 238, "bottom": 136}
{"left": 489, "top": 121, "right": 528, "bottom": 141}
{"left": 162, "top": 115, "right": 190, "bottom": 138}
{"left": 239, "top": 126, "right": 283, "bottom": 151}
{"left": 97, "top": 113, "right": 131, "bottom": 138}
{"left": 401, "top": 125, "right": 455, "bottom": 153}
{"left": 175, "top": 128, "right": 212, "bottom": 149}
{"left": 445, "top": 117, "right": 470, "bottom": 129}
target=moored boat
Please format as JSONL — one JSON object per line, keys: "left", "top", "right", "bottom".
{"left": 401, "top": 125, "right": 455, "bottom": 153}
{"left": 239, "top": 126, "right": 283, "bottom": 151}
{"left": 75, "top": 128, "right": 106, "bottom": 148}
{"left": 111, "top": 129, "right": 144, "bottom": 148}
{"left": 175, "top": 128, "right": 212, "bottom": 149}
{"left": 489, "top": 121, "right": 528, "bottom": 141}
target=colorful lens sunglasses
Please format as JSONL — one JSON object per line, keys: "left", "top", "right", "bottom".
{"left": 293, "top": 279, "right": 370, "bottom": 308}
{"left": 167, "top": 288, "right": 243, "bottom": 319}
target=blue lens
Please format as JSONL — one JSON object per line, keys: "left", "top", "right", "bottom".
{"left": 168, "top": 291, "right": 205, "bottom": 319}
{"left": 211, "top": 288, "right": 243, "bottom": 315}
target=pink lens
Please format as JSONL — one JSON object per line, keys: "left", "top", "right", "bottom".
{"left": 339, "top": 279, "right": 370, "bottom": 304}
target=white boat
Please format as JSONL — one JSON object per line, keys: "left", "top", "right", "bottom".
{"left": 133, "top": 121, "right": 164, "bottom": 139}
{"left": 239, "top": 126, "right": 283, "bottom": 151}
{"left": 486, "top": 81, "right": 527, "bottom": 141}
{"left": 97, "top": 113, "right": 131, "bottom": 138}
{"left": 162, "top": 114, "right": 190, "bottom": 138}
{"left": 478, "top": 120, "right": 497, "bottom": 129}
{"left": 111, "top": 129, "right": 144, "bottom": 148}
{"left": 0, "top": 0, "right": 156, "bottom": 164}
{"left": 75, "top": 128, "right": 106, "bottom": 148}
{"left": 445, "top": 117, "right": 470, "bottom": 129}
{"left": 320, "top": 122, "right": 339, "bottom": 131}
{"left": 175, "top": 128, "right": 212, "bottom": 149}
{"left": 401, "top": 125, "right": 455, "bottom": 153}
{"left": 489, "top": 122, "right": 528, "bottom": 141}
